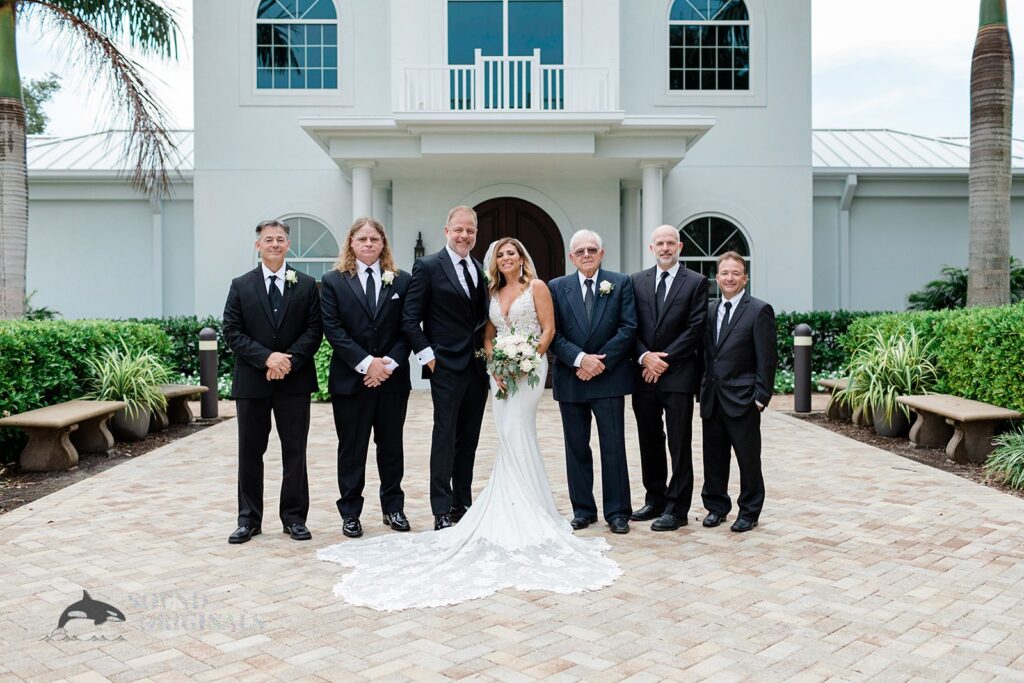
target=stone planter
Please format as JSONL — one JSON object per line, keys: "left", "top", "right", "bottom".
{"left": 112, "top": 407, "right": 151, "bottom": 442}
{"left": 873, "top": 404, "right": 911, "bottom": 438}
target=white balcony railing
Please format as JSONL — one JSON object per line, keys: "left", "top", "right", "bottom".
{"left": 401, "top": 49, "right": 615, "bottom": 113}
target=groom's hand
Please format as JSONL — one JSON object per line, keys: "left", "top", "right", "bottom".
{"left": 364, "top": 358, "right": 392, "bottom": 387}
{"left": 579, "top": 354, "right": 606, "bottom": 377}
{"left": 642, "top": 351, "right": 669, "bottom": 376}
{"left": 266, "top": 352, "right": 292, "bottom": 374}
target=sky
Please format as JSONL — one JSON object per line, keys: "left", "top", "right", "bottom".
{"left": 14, "top": 0, "right": 1024, "bottom": 139}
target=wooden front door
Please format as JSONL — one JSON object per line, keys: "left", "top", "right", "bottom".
{"left": 471, "top": 197, "right": 564, "bottom": 283}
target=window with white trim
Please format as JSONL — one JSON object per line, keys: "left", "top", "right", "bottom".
{"left": 256, "top": 0, "right": 338, "bottom": 90}
{"left": 679, "top": 216, "right": 751, "bottom": 298}
{"left": 669, "top": 0, "right": 749, "bottom": 91}
{"left": 255, "top": 216, "right": 339, "bottom": 279}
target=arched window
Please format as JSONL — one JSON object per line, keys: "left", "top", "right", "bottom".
{"left": 256, "top": 0, "right": 338, "bottom": 90}
{"left": 669, "top": 0, "right": 749, "bottom": 92}
{"left": 254, "top": 216, "right": 339, "bottom": 279}
{"left": 679, "top": 215, "right": 751, "bottom": 298}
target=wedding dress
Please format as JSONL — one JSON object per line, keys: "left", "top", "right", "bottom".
{"left": 316, "top": 286, "right": 621, "bottom": 611}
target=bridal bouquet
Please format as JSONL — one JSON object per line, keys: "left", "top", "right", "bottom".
{"left": 482, "top": 330, "right": 542, "bottom": 400}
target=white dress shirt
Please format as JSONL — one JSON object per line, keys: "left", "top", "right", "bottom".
{"left": 354, "top": 260, "right": 399, "bottom": 375}
{"left": 261, "top": 262, "right": 287, "bottom": 295}
{"left": 415, "top": 247, "right": 478, "bottom": 366}
{"left": 716, "top": 290, "right": 743, "bottom": 340}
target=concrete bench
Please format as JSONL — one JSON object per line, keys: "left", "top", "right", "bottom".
{"left": 0, "top": 400, "right": 126, "bottom": 471}
{"left": 817, "top": 378, "right": 851, "bottom": 421}
{"left": 896, "top": 394, "right": 1022, "bottom": 465}
{"left": 150, "top": 384, "right": 209, "bottom": 431}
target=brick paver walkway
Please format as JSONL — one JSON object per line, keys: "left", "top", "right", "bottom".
{"left": 2, "top": 392, "right": 1023, "bottom": 681}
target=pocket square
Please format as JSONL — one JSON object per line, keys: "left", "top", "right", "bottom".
{"left": 391, "top": 293, "right": 400, "bottom": 300}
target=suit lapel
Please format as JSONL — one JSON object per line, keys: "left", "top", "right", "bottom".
{"left": 642, "top": 268, "right": 657, "bottom": 325}
{"left": 716, "top": 293, "right": 749, "bottom": 349}
{"left": 709, "top": 299, "right": 721, "bottom": 349}
{"left": 277, "top": 267, "right": 296, "bottom": 326}
{"left": 345, "top": 270, "right": 372, "bottom": 318}
{"left": 374, "top": 277, "right": 390, "bottom": 320}
{"left": 587, "top": 270, "right": 609, "bottom": 338}
{"left": 657, "top": 268, "right": 686, "bottom": 328}
{"left": 565, "top": 276, "right": 588, "bottom": 332}
{"left": 251, "top": 267, "right": 275, "bottom": 327}
{"left": 439, "top": 251, "right": 472, "bottom": 311}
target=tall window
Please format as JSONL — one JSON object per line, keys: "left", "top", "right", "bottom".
{"left": 255, "top": 217, "right": 339, "bottom": 279}
{"left": 679, "top": 216, "right": 751, "bottom": 299}
{"left": 256, "top": 0, "right": 338, "bottom": 90}
{"left": 669, "top": 0, "right": 749, "bottom": 92}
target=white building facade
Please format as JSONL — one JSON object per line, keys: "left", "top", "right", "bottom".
{"left": 23, "top": 0, "right": 1023, "bottom": 319}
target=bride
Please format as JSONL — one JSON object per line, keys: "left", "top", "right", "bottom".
{"left": 316, "top": 237, "right": 621, "bottom": 611}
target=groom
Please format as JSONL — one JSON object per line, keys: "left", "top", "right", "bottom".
{"left": 402, "top": 205, "right": 490, "bottom": 530}
{"left": 549, "top": 230, "right": 637, "bottom": 534}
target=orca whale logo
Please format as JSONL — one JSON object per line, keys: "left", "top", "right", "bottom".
{"left": 56, "top": 590, "right": 126, "bottom": 629}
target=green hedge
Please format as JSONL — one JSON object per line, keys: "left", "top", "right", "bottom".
{"left": 0, "top": 320, "right": 171, "bottom": 465}
{"left": 132, "top": 316, "right": 234, "bottom": 378}
{"left": 775, "top": 311, "right": 878, "bottom": 374}
{"left": 841, "top": 303, "right": 1024, "bottom": 412}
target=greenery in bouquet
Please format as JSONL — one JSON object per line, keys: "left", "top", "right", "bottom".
{"left": 482, "top": 330, "right": 542, "bottom": 400}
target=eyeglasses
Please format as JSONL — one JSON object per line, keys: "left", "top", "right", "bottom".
{"left": 572, "top": 247, "right": 600, "bottom": 257}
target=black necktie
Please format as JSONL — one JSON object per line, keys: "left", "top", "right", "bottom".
{"left": 655, "top": 271, "right": 669, "bottom": 320}
{"left": 718, "top": 300, "right": 732, "bottom": 343}
{"left": 365, "top": 267, "right": 377, "bottom": 316}
{"left": 459, "top": 259, "right": 475, "bottom": 298}
{"left": 268, "top": 274, "right": 282, "bottom": 324}
{"left": 584, "top": 278, "right": 595, "bottom": 321}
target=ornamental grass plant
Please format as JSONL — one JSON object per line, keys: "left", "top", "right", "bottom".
{"left": 984, "top": 427, "right": 1024, "bottom": 490}
{"left": 84, "top": 341, "right": 172, "bottom": 419}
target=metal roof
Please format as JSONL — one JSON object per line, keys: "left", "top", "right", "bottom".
{"left": 27, "top": 130, "right": 194, "bottom": 175}
{"left": 25, "top": 128, "right": 1024, "bottom": 175}
{"left": 813, "top": 128, "right": 1024, "bottom": 171}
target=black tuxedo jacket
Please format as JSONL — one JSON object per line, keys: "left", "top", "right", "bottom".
{"left": 321, "top": 267, "right": 411, "bottom": 395}
{"left": 402, "top": 248, "right": 488, "bottom": 378}
{"left": 699, "top": 292, "right": 777, "bottom": 419}
{"left": 631, "top": 265, "right": 708, "bottom": 394}
{"left": 548, "top": 269, "right": 637, "bottom": 402}
{"left": 222, "top": 266, "right": 323, "bottom": 399}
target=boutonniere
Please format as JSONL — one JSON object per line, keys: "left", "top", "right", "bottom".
{"left": 483, "top": 270, "right": 491, "bottom": 284}
{"left": 599, "top": 280, "right": 614, "bottom": 297}
{"left": 284, "top": 270, "right": 298, "bottom": 287}
{"left": 381, "top": 270, "right": 396, "bottom": 286}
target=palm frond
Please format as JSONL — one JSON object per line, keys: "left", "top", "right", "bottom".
{"left": 27, "top": 0, "right": 180, "bottom": 59}
{"left": 21, "top": 0, "right": 182, "bottom": 197}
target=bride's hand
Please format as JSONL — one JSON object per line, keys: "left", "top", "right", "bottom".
{"left": 492, "top": 374, "right": 507, "bottom": 392}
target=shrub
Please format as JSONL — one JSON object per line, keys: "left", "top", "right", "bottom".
{"left": 907, "top": 258, "right": 1024, "bottom": 311}
{"left": 984, "top": 426, "right": 1024, "bottom": 490}
{"left": 314, "top": 339, "right": 332, "bottom": 403}
{"left": 131, "top": 316, "right": 234, "bottom": 378}
{"left": 774, "top": 368, "right": 845, "bottom": 395}
{"left": 840, "top": 303, "right": 1024, "bottom": 413}
{"left": 837, "top": 327, "right": 938, "bottom": 422}
{"left": 0, "top": 320, "right": 170, "bottom": 465}
{"left": 775, "top": 311, "right": 877, "bottom": 375}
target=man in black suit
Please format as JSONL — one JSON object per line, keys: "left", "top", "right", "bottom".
{"left": 321, "top": 217, "right": 412, "bottom": 539}
{"left": 700, "top": 251, "right": 777, "bottom": 533}
{"left": 630, "top": 225, "right": 708, "bottom": 531}
{"left": 222, "top": 219, "right": 323, "bottom": 544}
{"left": 402, "top": 205, "right": 489, "bottom": 530}
{"left": 549, "top": 230, "right": 637, "bottom": 534}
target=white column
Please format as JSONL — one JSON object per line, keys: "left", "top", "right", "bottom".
{"left": 149, "top": 197, "right": 164, "bottom": 317}
{"left": 621, "top": 181, "right": 641, "bottom": 273}
{"left": 640, "top": 162, "right": 665, "bottom": 268}
{"left": 838, "top": 174, "right": 858, "bottom": 310}
{"left": 372, "top": 182, "right": 391, "bottom": 224}
{"left": 348, "top": 160, "right": 377, "bottom": 221}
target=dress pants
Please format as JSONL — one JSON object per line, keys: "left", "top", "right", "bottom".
{"left": 559, "top": 396, "right": 632, "bottom": 522}
{"left": 632, "top": 390, "right": 695, "bottom": 516}
{"left": 332, "top": 391, "right": 409, "bottom": 518}
{"left": 700, "top": 396, "right": 765, "bottom": 522}
{"left": 428, "top": 364, "right": 488, "bottom": 515}
{"left": 236, "top": 391, "right": 311, "bottom": 528}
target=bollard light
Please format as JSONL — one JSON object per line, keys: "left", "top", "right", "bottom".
{"left": 199, "top": 327, "right": 219, "bottom": 419}
{"left": 793, "top": 323, "right": 813, "bottom": 413}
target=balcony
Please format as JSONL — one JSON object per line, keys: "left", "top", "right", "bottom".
{"left": 400, "top": 49, "right": 616, "bottom": 113}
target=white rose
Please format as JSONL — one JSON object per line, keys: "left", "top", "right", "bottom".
{"left": 520, "top": 358, "right": 535, "bottom": 373}
{"left": 598, "top": 280, "right": 613, "bottom": 296}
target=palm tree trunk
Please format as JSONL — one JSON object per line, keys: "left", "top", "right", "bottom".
{"left": 968, "top": 0, "right": 1015, "bottom": 307}
{"left": 0, "top": 0, "right": 26, "bottom": 319}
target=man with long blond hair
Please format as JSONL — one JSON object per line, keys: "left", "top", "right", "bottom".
{"left": 321, "top": 217, "right": 412, "bottom": 537}
{"left": 402, "top": 205, "right": 489, "bottom": 530}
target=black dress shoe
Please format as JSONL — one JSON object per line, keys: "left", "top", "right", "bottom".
{"left": 434, "top": 513, "right": 453, "bottom": 530}
{"left": 651, "top": 513, "right": 688, "bottom": 531}
{"left": 383, "top": 511, "right": 410, "bottom": 532}
{"left": 630, "top": 504, "right": 663, "bottom": 522}
{"left": 609, "top": 517, "right": 630, "bottom": 534}
{"left": 702, "top": 512, "right": 727, "bottom": 528}
{"left": 228, "top": 525, "right": 261, "bottom": 544}
{"left": 569, "top": 515, "right": 598, "bottom": 530}
{"left": 449, "top": 505, "right": 470, "bottom": 524}
{"left": 730, "top": 518, "right": 758, "bottom": 533}
{"left": 283, "top": 522, "right": 312, "bottom": 541}
{"left": 342, "top": 517, "right": 363, "bottom": 538}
